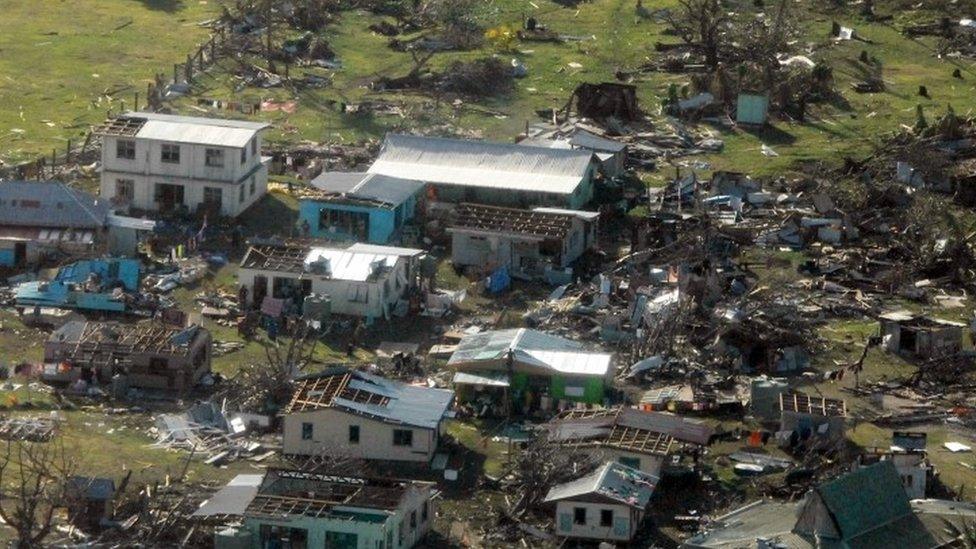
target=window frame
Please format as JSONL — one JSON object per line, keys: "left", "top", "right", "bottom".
{"left": 115, "top": 179, "right": 135, "bottom": 201}
{"left": 116, "top": 139, "right": 135, "bottom": 160}
{"left": 161, "top": 143, "right": 181, "bottom": 164}
{"left": 392, "top": 429, "right": 413, "bottom": 447}
{"left": 600, "top": 509, "right": 613, "bottom": 527}
{"left": 301, "top": 422, "right": 313, "bottom": 440}
{"left": 240, "top": 147, "right": 247, "bottom": 165}
{"left": 573, "top": 507, "right": 586, "bottom": 525}
{"left": 348, "top": 425, "right": 360, "bottom": 444}
{"left": 204, "top": 147, "right": 225, "bottom": 168}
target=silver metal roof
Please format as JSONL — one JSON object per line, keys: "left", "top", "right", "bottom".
{"left": 544, "top": 461, "right": 658, "bottom": 508}
{"left": 303, "top": 243, "right": 421, "bottom": 282}
{"left": 310, "top": 172, "right": 425, "bottom": 206}
{"left": 192, "top": 474, "right": 263, "bottom": 518}
{"left": 448, "top": 328, "right": 610, "bottom": 376}
{"left": 369, "top": 134, "right": 595, "bottom": 195}
{"left": 123, "top": 111, "right": 269, "bottom": 148}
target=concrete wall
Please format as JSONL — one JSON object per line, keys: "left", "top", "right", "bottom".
{"left": 554, "top": 501, "right": 639, "bottom": 542}
{"left": 237, "top": 261, "right": 409, "bottom": 320}
{"left": 100, "top": 134, "right": 267, "bottom": 218}
{"left": 449, "top": 217, "right": 589, "bottom": 276}
{"left": 240, "top": 487, "right": 433, "bottom": 549}
{"left": 283, "top": 407, "right": 439, "bottom": 463}
{"left": 102, "top": 134, "right": 263, "bottom": 182}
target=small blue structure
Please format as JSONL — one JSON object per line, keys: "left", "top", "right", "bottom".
{"left": 298, "top": 172, "right": 424, "bottom": 244}
{"left": 15, "top": 258, "right": 141, "bottom": 312}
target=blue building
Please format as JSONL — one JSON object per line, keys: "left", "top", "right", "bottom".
{"left": 14, "top": 258, "right": 141, "bottom": 312}
{"left": 298, "top": 172, "right": 425, "bottom": 245}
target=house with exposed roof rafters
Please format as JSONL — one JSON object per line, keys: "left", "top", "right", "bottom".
{"left": 282, "top": 367, "right": 454, "bottom": 463}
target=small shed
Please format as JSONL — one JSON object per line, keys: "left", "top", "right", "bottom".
{"left": 879, "top": 311, "right": 964, "bottom": 359}
{"left": 736, "top": 92, "right": 770, "bottom": 126}
{"left": 545, "top": 461, "right": 658, "bottom": 543}
{"left": 66, "top": 476, "right": 115, "bottom": 531}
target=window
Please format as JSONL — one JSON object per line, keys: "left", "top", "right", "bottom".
{"left": 410, "top": 510, "right": 417, "bottom": 531}
{"left": 393, "top": 429, "right": 413, "bottom": 447}
{"left": 398, "top": 521, "right": 404, "bottom": 545}
{"left": 250, "top": 176, "right": 256, "bottom": 195}
{"left": 573, "top": 507, "right": 586, "bottom": 525}
{"left": 600, "top": 509, "right": 613, "bottom": 527}
{"left": 116, "top": 139, "right": 135, "bottom": 160}
{"left": 421, "top": 501, "right": 429, "bottom": 522}
{"left": 115, "top": 179, "right": 134, "bottom": 201}
{"left": 348, "top": 425, "right": 360, "bottom": 444}
{"left": 161, "top": 144, "right": 180, "bottom": 164}
{"left": 301, "top": 422, "right": 313, "bottom": 440}
{"left": 251, "top": 137, "right": 257, "bottom": 156}
{"left": 203, "top": 187, "right": 222, "bottom": 210}
{"left": 319, "top": 208, "right": 369, "bottom": 240}
{"left": 240, "top": 147, "right": 247, "bottom": 165}
{"left": 239, "top": 183, "right": 245, "bottom": 203}
{"left": 205, "top": 148, "right": 224, "bottom": 168}
{"left": 348, "top": 284, "right": 369, "bottom": 304}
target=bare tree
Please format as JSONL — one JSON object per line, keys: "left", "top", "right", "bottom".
{"left": 508, "top": 438, "right": 602, "bottom": 516}
{"left": 666, "top": 0, "right": 731, "bottom": 68}
{"left": 0, "top": 438, "right": 78, "bottom": 549}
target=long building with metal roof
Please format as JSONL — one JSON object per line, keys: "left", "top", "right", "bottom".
{"left": 368, "top": 134, "right": 599, "bottom": 209}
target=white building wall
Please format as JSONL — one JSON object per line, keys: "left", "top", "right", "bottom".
{"left": 100, "top": 134, "right": 267, "bottom": 218}
{"left": 554, "top": 501, "right": 638, "bottom": 541}
{"left": 237, "top": 260, "right": 408, "bottom": 320}
{"left": 282, "top": 408, "right": 438, "bottom": 463}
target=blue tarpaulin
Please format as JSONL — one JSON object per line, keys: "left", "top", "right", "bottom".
{"left": 14, "top": 258, "right": 141, "bottom": 312}
{"left": 487, "top": 266, "right": 511, "bottom": 294}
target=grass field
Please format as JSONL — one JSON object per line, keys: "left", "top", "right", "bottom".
{"left": 0, "top": 0, "right": 219, "bottom": 165}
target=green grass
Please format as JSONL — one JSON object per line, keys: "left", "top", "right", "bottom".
{"left": 0, "top": 0, "right": 219, "bottom": 164}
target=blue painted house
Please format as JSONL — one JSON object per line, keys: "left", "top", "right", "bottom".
{"left": 15, "top": 258, "right": 141, "bottom": 312}
{"left": 298, "top": 172, "right": 425, "bottom": 245}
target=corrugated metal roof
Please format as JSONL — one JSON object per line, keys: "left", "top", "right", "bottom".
{"left": 815, "top": 461, "right": 912, "bottom": 539}
{"left": 0, "top": 181, "right": 108, "bottom": 229}
{"left": 310, "top": 172, "right": 424, "bottom": 206}
{"left": 137, "top": 120, "right": 256, "bottom": 148}
{"left": 346, "top": 242, "right": 424, "bottom": 257}
{"left": 532, "top": 207, "right": 600, "bottom": 221}
{"left": 524, "top": 349, "right": 611, "bottom": 376}
{"left": 544, "top": 461, "right": 657, "bottom": 508}
{"left": 369, "top": 134, "right": 595, "bottom": 195}
{"left": 292, "top": 369, "right": 454, "bottom": 429}
{"left": 125, "top": 111, "right": 270, "bottom": 130}
{"left": 448, "top": 328, "right": 583, "bottom": 364}
{"left": 303, "top": 247, "right": 401, "bottom": 282}
{"left": 191, "top": 474, "right": 263, "bottom": 517}
{"left": 617, "top": 408, "right": 714, "bottom": 446}
{"left": 452, "top": 371, "right": 510, "bottom": 387}
{"left": 449, "top": 328, "right": 609, "bottom": 377}
{"left": 120, "top": 111, "right": 268, "bottom": 148}
{"left": 569, "top": 129, "right": 627, "bottom": 153}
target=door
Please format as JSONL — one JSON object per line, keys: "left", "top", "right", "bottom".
{"left": 253, "top": 275, "right": 268, "bottom": 308}
{"left": 13, "top": 242, "right": 26, "bottom": 266}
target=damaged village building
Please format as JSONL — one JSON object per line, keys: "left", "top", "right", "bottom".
{"left": 43, "top": 321, "right": 212, "bottom": 394}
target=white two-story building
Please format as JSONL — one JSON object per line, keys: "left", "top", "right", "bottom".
{"left": 95, "top": 112, "right": 270, "bottom": 218}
